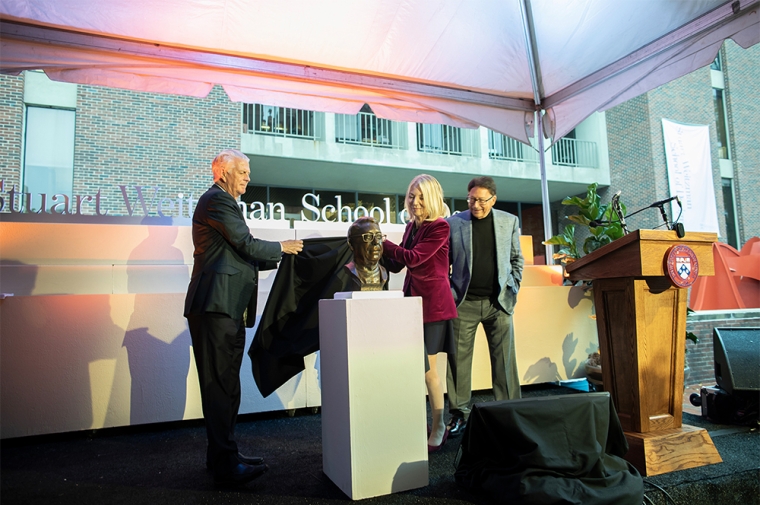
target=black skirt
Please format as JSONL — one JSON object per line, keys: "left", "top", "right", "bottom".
{"left": 423, "top": 319, "right": 456, "bottom": 375}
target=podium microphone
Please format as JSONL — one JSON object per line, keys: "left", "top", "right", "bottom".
{"left": 650, "top": 195, "right": 680, "bottom": 208}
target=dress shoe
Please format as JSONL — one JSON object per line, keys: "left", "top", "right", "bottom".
{"left": 427, "top": 428, "right": 449, "bottom": 453}
{"left": 237, "top": 453, "right": 265, "bottom": 466}
{"left": 213, "top": 462, "right": 268, "bottom": 487}
{"left": 207, "top": 452, "right": 265, "bottom": 472}
{"left": 447, "top": 417, "right": 467, "bottom": 438}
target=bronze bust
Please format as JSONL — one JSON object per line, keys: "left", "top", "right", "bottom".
{"left": 345, "top": 217, "right": 388, "bottom": 291}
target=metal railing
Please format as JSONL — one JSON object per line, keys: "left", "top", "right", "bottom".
{"left": 335, "top": 112, "right": 406, "bottom": 149}
{"left": 243, "top": 103, "right": 320, "bottom": 140}
{"left": 416, "top": 124, "right": 479, "bottom": 157}
{"left": 488, "top": 131, "right": 539, "bottom": 162}
{"left": 551, "top": 137, "right": 598, "bottom": 168}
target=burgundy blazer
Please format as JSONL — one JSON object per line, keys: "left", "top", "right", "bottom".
{"left": 383, "top": 218, "right": 458, "bottom": 323}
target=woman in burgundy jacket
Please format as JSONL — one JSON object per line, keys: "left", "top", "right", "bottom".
{"left": 383, "top": 174, "right": 458, "bottom": 453}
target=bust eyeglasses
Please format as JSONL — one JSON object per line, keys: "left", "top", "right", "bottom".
{"left": 466, "top": 195, "right": 495, "bottom": 206}
{"left": 351, "top": 232, "right": 387, "bottom": 243}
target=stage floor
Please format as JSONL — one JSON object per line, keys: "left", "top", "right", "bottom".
{"left": 1, "top": 383, "right": 756, "bottom": 505}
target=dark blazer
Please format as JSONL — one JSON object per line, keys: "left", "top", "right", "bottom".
{"left": 184, "top": 185, "right": 283, "bottom": 327}
{"left": 448, "top": 209, "right": 524, "bottom": 314}
{"left": 383, "top": 217, "right": 458, "bottom": 323}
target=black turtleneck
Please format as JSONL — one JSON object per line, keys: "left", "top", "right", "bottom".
{"left": 466, "top": 211, "right": 498, "bottom": 300}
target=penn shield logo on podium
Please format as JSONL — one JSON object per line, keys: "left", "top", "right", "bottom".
{"left": 666, "top": 245, "right": 699, "bottom": 288}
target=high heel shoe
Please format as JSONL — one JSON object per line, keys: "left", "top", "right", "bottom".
{"left": 427, "top": 428, "right": 449, "bottom": 453}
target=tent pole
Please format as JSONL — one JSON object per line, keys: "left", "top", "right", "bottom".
{"left": 520, "top": 0, "right": 552, "bottom": 265}
{"left": 537, "top": 111, "right": 553, "bottom": 264}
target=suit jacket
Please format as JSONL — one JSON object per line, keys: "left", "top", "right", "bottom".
{"left": 184, "top": 185, "right": 282, "bottom": 327}
{"left": 448, "top": 209, "right": 524, "bottom": 314}
{"left": 383, "top": 217, "right": 458, "bottom": 323}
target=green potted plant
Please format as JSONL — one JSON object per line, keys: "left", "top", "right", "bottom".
{"left": 543, "top": 182, "right": 627, "bottom": 267}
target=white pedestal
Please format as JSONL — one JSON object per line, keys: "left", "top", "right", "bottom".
{"left": 319, "top": 292, "right": 428, "bottom": 500}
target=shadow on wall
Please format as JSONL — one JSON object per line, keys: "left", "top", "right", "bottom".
{"left": 567, "top": 283, "right": 593, "bottom": 309}
{"left": 122, "top": 226, "right": 192, "bottom": 426}
{"left": 521, "top": 330, "right": 594, "bottom": 384}
{"left": 0, "top": 292, "right": 125, "bottom": 437}
{"left": 0, "top": 259, "right": 38, "bottom": 296}
{"left": 523, "top": 357, "right": 562, "bottom": 383}
{"left": 239, "top": 314, "right": 307, "bottom": 413}
{"left": 0, "top": 260, "right": 132, "bottom": 437}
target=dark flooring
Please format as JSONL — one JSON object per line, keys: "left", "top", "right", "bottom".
{"left": 1, "top": 384, "right": 757, "bottom": 505}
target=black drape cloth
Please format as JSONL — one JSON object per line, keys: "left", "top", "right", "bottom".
{"left": 454, "top": 392, "right": 643, "bottom": 505}
{"left": 248, "top": 236, "right": 353, "bottom": 398}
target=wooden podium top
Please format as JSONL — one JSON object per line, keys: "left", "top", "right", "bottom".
{"left": 565, "top": 229, "right": 717, "bottom": 281}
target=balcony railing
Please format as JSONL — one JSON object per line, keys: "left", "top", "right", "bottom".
{"left": 551, "top": 137, "right": 598, "bottom": 168}
{"left": 488, "top": 131, "right": 539, "bottom": 162}
{"left": 243, "top": 103, "right": 320, "bottom": 140}
{"left": 416, "top": 124, "right": 479, "bottom": 157}
{"left": 335, "top": 112, "right": 406, "bottom": 149}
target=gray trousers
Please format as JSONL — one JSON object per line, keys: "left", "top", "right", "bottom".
{"left": 446, "top": 298, "right": 521, "bottom": 419}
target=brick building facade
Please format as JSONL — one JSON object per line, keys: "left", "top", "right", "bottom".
{"left": 604, "top": 40, "right": 758, "bottom": 245}
{"left": 686, "top": 311, "right": 760, "bottom": 387}
{"left": 0, "top": 75, "right": 23, "bottom": 190}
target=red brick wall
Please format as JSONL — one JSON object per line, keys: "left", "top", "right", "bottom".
{"left": 73, "top": 84, "right": 240, "bottom": 216}
{"left": 0, "top": 75, "right": 24, "bottom": 192}
{"left": 685, "top": 313, "right": 760, "bottom": 386}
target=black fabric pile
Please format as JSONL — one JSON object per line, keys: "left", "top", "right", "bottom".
{"left": 454, "top": 392, "right": 643, "bottom": 504}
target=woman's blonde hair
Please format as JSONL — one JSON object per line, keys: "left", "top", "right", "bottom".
{"left": 405, "top": 174, "right": 446, "bottom": 223}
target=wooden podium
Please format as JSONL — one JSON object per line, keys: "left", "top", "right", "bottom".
{"left": 565, "top": 230, "right": 722, "bottom": 476}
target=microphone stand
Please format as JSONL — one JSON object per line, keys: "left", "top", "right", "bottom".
{"left": 591, "top": 195, "right": 683, "bottom": 238}
{"left": 611, "top": 192, "right": 628, "bottom": 235}
{"left": 610, "top": 201, "right": 684, "bottom": 236}
{"left": 655, "top": 204, "right": 671, "bottom": 230}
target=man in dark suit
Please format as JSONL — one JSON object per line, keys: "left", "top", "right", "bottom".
{"left": 184, "top": 149, "right": 302, "bottom": 486}
{"left": 445, "top": 176, "right": 524, "bottom": 437}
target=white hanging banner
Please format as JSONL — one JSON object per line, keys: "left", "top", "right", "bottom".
{"left": 661, "top": 118, "right": 720, "bottom": 234}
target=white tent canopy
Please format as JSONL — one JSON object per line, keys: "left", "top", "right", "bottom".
{"left": 2, "top": 0, "right": 758, "bottom": 143}
{"left": 1, "top": 0, "right": 758, "bottom": 256}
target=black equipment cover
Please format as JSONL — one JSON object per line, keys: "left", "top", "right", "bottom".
{"left": 455, "top": 392, "right": 643, "bottom": 504}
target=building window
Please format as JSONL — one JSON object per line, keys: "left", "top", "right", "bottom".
{"left": 721, "top": 178, "right": 739, "bottom": 249}
{"left": 417, "top": 123, "right": 461, "bottom": 155}
{"left": 710, "top": 53, "right": 722, "bottom": 71}
{"left": 335, "top": 104, "right": 405, "bottom": 149}
{"left": 242, "top": 103, "right": 318, "bottom": 139}
{"left": 358, "top": 192, "right": 399, "bottom": 224}
{"left": 22, "top": 106, "right": 76, "bottom": 212}
{"left": 712, "top": 89, "right": 730, "bottom": 159}
{"left": 488, "top": 131, "right": 538, "bottom": 162}
{"left": 550, "top": 130, "right": 600, "bottom": 168}
{"left": 416, "top": 123, "right": 479, "bottom": 157}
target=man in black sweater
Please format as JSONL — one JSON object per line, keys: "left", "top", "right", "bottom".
{"left": 446, "top": 176, "right": 524, "bottom": 437}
